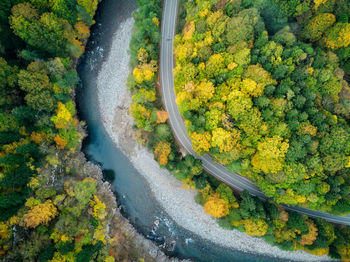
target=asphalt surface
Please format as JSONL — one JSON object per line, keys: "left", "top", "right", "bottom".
{"left": 159, "top": 0, "right": 350, "bottom": 225}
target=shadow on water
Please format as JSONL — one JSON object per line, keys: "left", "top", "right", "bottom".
{"left": 76, "top": 0, "right": 298, "bottom": 261}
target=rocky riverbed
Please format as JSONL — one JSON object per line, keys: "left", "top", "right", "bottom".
{"left": 94, "top": 5, "right": 333, "bottom": 262}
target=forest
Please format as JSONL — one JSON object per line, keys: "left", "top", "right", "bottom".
{"left": 174, "top": 0, "right": 350, "bottom": 214}
{"left": 4, "top": 0, "right": 348, "bottom": 260}
{"left": 0, "top": 0, "right": 159, "bottom": 261}
{"left": 128, "top": 0, "right": 350, "bottom": 260}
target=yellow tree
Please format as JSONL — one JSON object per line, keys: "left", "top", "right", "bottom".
{"left": 244, "top": 64, "right": 276, "bottom": 87}
{"left": 183, "top": 21, "right": 195, "bottom": 41}
{"left": 211, "top": 128, "right": 241, "bottom": 153}
{"left": 251, "top": 136, "right": 289, "bottom": 174}
{"left": 77, "top": 0, "right": 98, "bottom": 17}
{"left": 313, "top": 0, "right": 328, "bottom": 10}
{"left": 154, "top": 141, "right": 171, "bottom": 165}
{"left": 242, "top": 218, "right": 269, "bottom": 236}
{"left": 241, "top": 78, "right": 265, "bottom": 97}
{"left": 227, "top": 90, "right": 253, "bottom": 120}
{"left": 190, "top": 131, "right": 212, "bottom": 154}
{"left": 51, "top": 102, "right": 72, "bottom": 129}
{"left": 206, "top": 10, "right": 223, "bottom": 30}
{"left": 204, "top": 193, "right": 230, "bottom": 218}
{"left": 302, "top": 13, "right": 336, "bottom": 42}
{"left": 133, "top": 60, "right": 157, "bottom": 83}
{"left": 137, "top": 48, "right": 149, "bottom": 63}
{"left": 194, "top": 80, "right": 215, "bottom": 104}
{"left": 206, "top": 54, "right": 225, "bottom": 77}
{"left": 23, "top": 200, "right": 58, "bottom": 228}
{"left": 90, "top": 195, "right": 107, "bottom": 220}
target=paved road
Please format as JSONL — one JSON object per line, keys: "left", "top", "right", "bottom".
{"left": 159, "top": 0, "right": 350, "bottom": 225}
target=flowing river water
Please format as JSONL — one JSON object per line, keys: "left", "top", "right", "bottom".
{"left": 76, "top": 0, "right": 296, "bottom": 261}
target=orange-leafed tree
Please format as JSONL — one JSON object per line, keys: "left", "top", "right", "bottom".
{"left": 154, "top": 141, "right": 171, "bottom": 166}
{"left": 22, "top": 200, "right": 58, "bottom": 228}
{"left": 54, "top": 134, "right": 67, "bottom": 149}
{"left": 204, "top": 193, "right": 230, "bottom": 218}
{"left": 300, "top": 220, "right": 318, "bottom": 246}
{"left": 156, "top": 110, "right": 169, "bottom": 123}
{"left": 75, "top": 22, "right": 90, "bottom": 40}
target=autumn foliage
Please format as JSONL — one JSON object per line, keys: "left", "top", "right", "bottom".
{"left": 175, "top": 0, "right": 350, "bottom": 213}
{"left": 204, "top": 193, "right": 230, "bottom": 218}
{"left": 154, "top": 141, "right": 171, "bottom": 166}
{"left": 22, "top": 200, "right": 58, "bottom": 228}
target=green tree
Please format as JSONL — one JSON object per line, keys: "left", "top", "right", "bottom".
{"left": 302, "top": 13, "right": 336, "bottom": 42}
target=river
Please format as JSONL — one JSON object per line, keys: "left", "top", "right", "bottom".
{"left": 76, "top": 0, "right": 295, "bottom": 261}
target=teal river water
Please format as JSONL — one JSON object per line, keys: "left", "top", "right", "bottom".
{"left": 76, "top": 0, "right": 294, "bottom": 261}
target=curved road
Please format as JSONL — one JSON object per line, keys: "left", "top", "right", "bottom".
{"left": 159, "top": 0, "right": 350, "bottom": 225}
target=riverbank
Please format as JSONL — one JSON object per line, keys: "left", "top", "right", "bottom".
{"left": 95, "top": 7, "right": 333, "bottom": 262}
{"left": 84, "top": 160, "right": 185, "bottom": 262}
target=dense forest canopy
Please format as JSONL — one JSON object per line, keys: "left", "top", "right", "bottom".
{"left": 0, "top": 0, "right": 161, "bottom": 261}
{"left": 174, "top": 0, "right": 350, "bottom": 214}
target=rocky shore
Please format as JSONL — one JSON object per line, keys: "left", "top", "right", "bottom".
{"left": 84, "top": 160, "right": 186, "bottom": 262}
{"left": 95, "top": 12, "right": 333, "bottom": 262}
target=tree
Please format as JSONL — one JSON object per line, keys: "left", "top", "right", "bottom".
{"left": 22, "top": 200, "right": 58, "bottom": 228}
{"left": 322, "top": 153, "right": 347, "bottom": 172}
{"left": 216, "top": 183, "right": 236, "bottom": 204}
{"left": 205, "top": 108, "right": 223, "bottom": 130}
{"left": 225, "top": 8, "right": 262, "bottom": 45}
{"left": 130, "top": 102, "right": 153, "bottom": 131}
{"left": 323, "top": 22, "right": 350, "bottom": 49}
{"left": 194, "top": 80, "right": 215, "bottom": 104}
{"left": 273, "top": 26, "right": 296, "bottom": 46}
{"left": 227, "top": 90, "right": 253, "bottom": 120}
{"left": 206, "top": 54, "right": 225, "bottom": 78}
{"left": 241, "top": 78, "right": 264, "bottom": 97}
{"left": 11, "top": 4, "right": 76, "bottom": 56}
{"left": 156, "top": 110, "right": 169, "bottom": 123}
{"left": 0, "top": 57, "right": 18, "bottom": 108}
{"left": 239, "top": 191, "right": 256, "bottom": 218}
{"left": 286, "top": 211, "right": 308, "bottom": 234}
{"left": 190, "top": 131, "right": 212, "bottom": 154}
{"left": 75, "top": 241, "right": 103, "bottom": 262}
{"left": 154, "top": 124, "right": 172, "bottom": 141}
{"left": 242, "top": 218, "right": 268, "bottom": 236}
{"left": 132, "top": 61, "right": 157, "bottom": 83}
{"left": 300, "top": 220, "right": 318, "bottom": 246}
{"left": 302, "top": 13, "right": 336, "bottom": 42}
{"left": 154, "top": 141, "right": 171, "bottom": 166}
{"left": 54, "top": 134, "right": 67, "bottom": 149}
{"left": 251, "top": 136, "right": 289, "bottom": 174}
{"left": 211, "top": 128, "right": 241, "bottom": 153}
{"left": 204, "top": 193, "right": 230, "bottom": 218}
{"left": 17, "top": 66, "right": 56, "bottom": 112}
{"left": 273, "top": 227, "right": 296, "bottom": 243}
